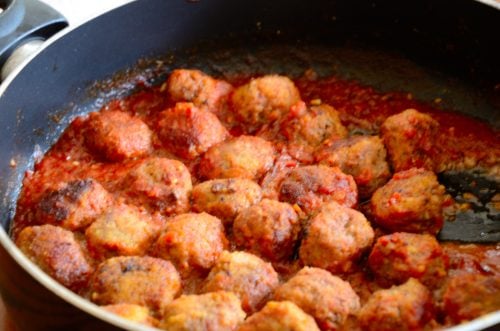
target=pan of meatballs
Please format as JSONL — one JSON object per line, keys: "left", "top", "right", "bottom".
{"left": 0, "top": 0, "right": 499, "bottom": 330}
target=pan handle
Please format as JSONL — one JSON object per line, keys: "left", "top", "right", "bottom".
{"left": 0, "top": 0, "right": 67, "bottom": 81}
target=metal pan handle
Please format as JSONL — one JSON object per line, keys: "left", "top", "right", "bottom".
{"left": 0, "top": 0, "right": 67, "bottom": 81}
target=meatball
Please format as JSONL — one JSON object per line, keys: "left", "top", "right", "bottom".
{"left": 102, "top": 304, "right": 157, "bottom": 327}
{"left": 152, "top": 213, "right": 227, "bottom": 276}
{"left": 368, "top": 232, "right": 448, "bottom": 288}
{"left": 16, "top": 224, "right": 93, "bottom": 291}
{"left": 238, "top": 301, "right": 320, "bottom": 331}
{"left": 370, "top": 168, "right": 445, "bottom": 234}
{"left": 316, "top": 135, "right": 391, "bottom": 199}
{"left": 233, "top": 199, "right": 300, "bottom": 261}
{"left": 201, "top": 251, "right": 279, "bottom": 313}
{"left": 442, "top": 274, "right": 500, "bottom": 323}
{"left": 191, "top": 178, "right": 262, "bottom": 225}
{"left": 166, "top": 69, "right": 233, "bottom": 113}
{"left": 85, "top": 203, "right": 160, "bottom": 259}
{"left": 157, "top": 102, "right": 229, "bottom": 159}
{"left": 282, "top": 103, "right": 348, "bottom": 161}
{"left": 358, "top": 278, "right": 433, "bottom": 331}
{"left": 86, "top": 110, "right": 152, "bottom": 161}
{"left": 381, "top": 108, "right": 439, "bottom": 172}
{"left": 199, "top": 135, "right": 276, "bottom": 180}
{"left": 278, "top": 165, "right": 357, "bottom": 215}
{"left": 123, "top": 157, "right": 192, "bottom": 215}
{"left": 299, "top": 201, "right": 374, "bottom": 274}
{"left": 90, "top": 256, "right": 181, "bottom": 314}
{"left": 273, "top": 267, "right": 360, "bottom": 331}
{"left": 231, "top": 75, "right": 301, "bottom": 130}
{"left": 34, "top": 178, "right": 113, "bottom": 231}
{"left": 159, "top": 291, "right": 246, "bottom": 331}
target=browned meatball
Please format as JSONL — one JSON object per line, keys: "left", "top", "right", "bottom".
{"left": 201, "top": 251, "right": 279, "bottom": 313}
{"left": 273, "top": 267, "right": 360, "bottom": 331}
{"left": 231, "top": 75, "right": 301, "bottom": 130}
{"left": 233, "top": 199, "right": 300, "bottom": 262}
{"left": 85, "top": 203, "right": 160, "bottom": 259}
{"left": 370, "top": 168, "right": 445, "bottom": 234}
{"left": 157, "top": 102, "right": 229, "bottom": 159}
{"left": 238, "top": 301, "right": 320, "bottom": 331}
{"left": 316, "top": 136, "right": 391, "bottom": 199}
{"left": 16, "top": 224, "right": 93, "bottom": 291}
{"left": 34, "top": 179, "right": 113, "bottom": 230}
{"left": 86, "top": 110, "right": 152, "bottom": 161}
{"left": 123, "top": 157, "right": 192, "bottom": 215}
{"left": 282, "top": 103, "right": 348, "bottom": 162}
{"left": 442, "top": 274, "right": 500, "bottom": 324}
{"left": 199, "top": 135, "right": 276, "bottom": 180}
{"left": 90, "top": 256, "right": 181, "bottom": 314}
{"left": 102, "top": 304, "right": 157, "bottom": 327}
{"left": 152, "top": 213, "right": 227, "bottom": 276}
{"left": 299, "top": 201, "right": 374, "bottom": 274}
{"left": 159, "top": 291, "right": 246, "bottom": 331}
{"left": 368, "top": 232, "right": 448, "bottom": 288}
{"left": 358, "top": 278, "right": 433, "bottom": 331}
{"left": 191, "top": 178, "right": 262, "bottom": 225}
{"left": 381, "top": 108, "right": 439, "bottom": 172}
{"left": 278, "top": 165, "right": 357, "bottom": 215}
{"left": 167, "top": 69, "right": 233, "bottom": 113}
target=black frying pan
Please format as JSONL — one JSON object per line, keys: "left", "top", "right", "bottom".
{"left": 0, "top": 0, "right": 499, "bottom": 330}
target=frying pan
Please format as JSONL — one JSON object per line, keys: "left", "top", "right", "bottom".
{"left": 0, "top": 0, "right": 499, "bottom": 330}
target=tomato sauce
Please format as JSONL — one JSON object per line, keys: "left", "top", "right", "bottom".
{"left": 11, "top": 71, "right": 500, "bottom": 329}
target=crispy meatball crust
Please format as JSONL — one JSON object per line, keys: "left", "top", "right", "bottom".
{"left": 358, "top": 279, "right": 433, "bottom": 331}
{"left": 35, "top": 178, "right": 113, "bottom": 231}
{"left": 16, "top": 224, "right": 93, "bottom": 291}
{"left": 278, "top": 165, "right": 357, "bottom": 214}
{"left": 316, "top": 135, "right": 391, "bottom": 199}
{"left": 370, "top": 167, "right": 445, "bottom": 234}
{"left": 282, "top": 103, "right": 347, "bottom": 148}
{"left": 442, "top": 274, "right": 500, "bottom": 324}
{"left": 157, "top": 102, "right": 229, "bottom": 159}
{"left": 102, "top": 304, "right": 157, "bottom": 327}
{"left": 199, "top": 135, "right": 276, "bottom": 180}
{"left": 90, "top": 256, "right": 181, "bottom": 314}
{"left": 85, "top": 203, "right": 160, "bottom": 259}
{"left": 152, "top": 212, "right": 227, "bottom": 276}
{"left": 191, "top": 178, "right": 262, "bottom": 225}
{"left": 123, "top": 157, "right": 192, "bottom": 215}
{"left": 86, "top": 110, "right": 152, "bottom": 161}
{"left": 233, "top": 199, "right": 300, "bottom": 262}
{"left": 238, "top": 301, "right": 320, "bottom": 331}
{"left": 299, "top": 201, "right": 374, "bottom": 274}
{"left": 167, "top": 69, "right": 233, "bottom": 113}
{"left": 273, "top": 267, "right": 360, "bottom": 331}
{"left": 381, "top": 108, "right": 439, "bottom": 172}
{"left": 231, "top": 75, "right": 301, "bottom": 130}
{"left": 201, "top": 251, "right": 280, "bottom": 313}
{"left": 159, "top": 291, "right": 246, "bottom": 331}
{"left": 368, "top": 232, "right": 448, "bottom": 288}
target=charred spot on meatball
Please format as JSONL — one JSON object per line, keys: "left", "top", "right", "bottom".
{"left": 35, "top": 178, "right": 113, "bottom": 231}
{"left": 90, "top": 256, "right": 181, "bottom": 315}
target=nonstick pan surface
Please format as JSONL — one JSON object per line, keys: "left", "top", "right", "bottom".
{"left": 0, "top": 0, "right": 499, "bottom": 330}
